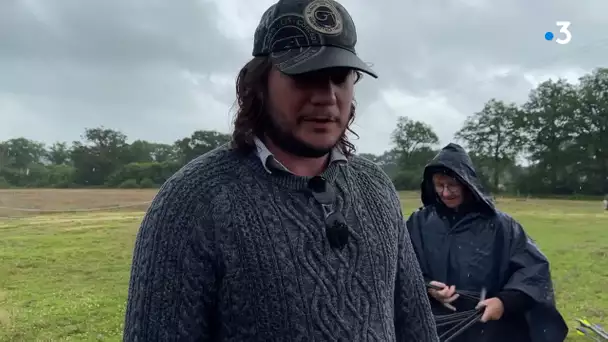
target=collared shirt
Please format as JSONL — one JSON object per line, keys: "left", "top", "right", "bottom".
{"left": 254, "top": 137, "right": 348, "bottom": 174}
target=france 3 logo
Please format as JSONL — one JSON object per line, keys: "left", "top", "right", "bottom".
{"left": 544, "top": 21, "right": 572, "bottom": 45}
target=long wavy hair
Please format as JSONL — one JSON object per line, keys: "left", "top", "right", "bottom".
{"left": 231, "top": 56, "right": 358, "bottom": 157}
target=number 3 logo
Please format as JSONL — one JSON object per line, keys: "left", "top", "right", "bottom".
{"left": 555, "top": 21, "right": 572, "bottom": 45}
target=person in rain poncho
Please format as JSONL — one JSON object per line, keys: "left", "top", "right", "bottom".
{"left": 406, "top": 143, "right": 568, "bottom": 342}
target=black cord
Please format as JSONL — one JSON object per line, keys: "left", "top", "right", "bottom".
{"left": 439, "top": 309, "right": 484, "bottom": 342}
{"left": 435, "top": 310, "right": 478, "bottom": 327}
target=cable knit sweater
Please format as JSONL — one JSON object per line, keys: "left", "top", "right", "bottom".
{"left": 123, "top": 145, "right": 438, "bottom": 342}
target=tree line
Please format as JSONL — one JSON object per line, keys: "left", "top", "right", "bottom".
{"left": 0, "top": 129, "right": 231, "bottom": 189}
{"left": 1, "top": 68, "right": 607, "bottom": 196}
{"left": 373, "top": 68, "right": 608, "bottom": 197}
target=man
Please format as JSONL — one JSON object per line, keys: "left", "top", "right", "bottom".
{"left": 406, "top": 143, "right": 569, "bottom": 342}
{"left": 122, "top": 0, "right": 438, "bottom": 341}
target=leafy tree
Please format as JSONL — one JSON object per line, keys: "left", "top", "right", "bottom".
{"left": 455, "top": 99, "right": 523, "bottom": 191}
{"left": 391, "top": 116, "right": 439, "bottom": 158}
{"left": 174, "top": 130, "right": 231, "bottom": 164}
{"left": 390, "top": 117, "right": 439, "bottom": 190}
{"left": 574, "top": 68, "right": 608, "bottom": 194}
{"left": 520, "top": 79, "right": 579, "bottom": 194}
{"left": 46, "top": 142, "right": 71, "bottom": 165}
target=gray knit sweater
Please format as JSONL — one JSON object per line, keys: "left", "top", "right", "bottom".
{"left": 123, "top": 145, "right": 438, "bottom": 341}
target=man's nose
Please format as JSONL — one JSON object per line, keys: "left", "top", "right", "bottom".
{"left": 309, "top": 81, "right": 338, "bottom": 106}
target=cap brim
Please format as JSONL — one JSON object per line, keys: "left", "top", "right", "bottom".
{"left": 270, "top": 46, "right": 377, "bottom": 78}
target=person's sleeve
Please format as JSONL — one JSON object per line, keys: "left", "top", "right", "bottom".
{"left": 123, "top": 180, "right": 218, "bottom": 341}
{"left": 395, "top": 215, "right": 440, "bottom": 341}
{"left": 495, "top": 215, "right": 570, "bottom": 341}
{"left": 496, "top": 289, "right": 535, "bottom": 317}
{"left": 499, "top": 215, "right": 554, "bottom": 313}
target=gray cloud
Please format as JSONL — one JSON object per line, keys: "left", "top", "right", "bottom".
{"left": 1, "top": 0, "right": 607, "bottom": 154}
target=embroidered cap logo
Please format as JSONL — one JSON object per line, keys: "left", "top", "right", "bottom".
{"left": 303, "top": 0, "right": 343, "bottom": 35}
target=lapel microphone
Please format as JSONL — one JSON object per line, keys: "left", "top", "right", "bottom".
{"left": 308, "top": 176, "right": 349, "bottom": 249}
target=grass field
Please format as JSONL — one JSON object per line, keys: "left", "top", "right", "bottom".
{"left": 0, "top": 189, "right": 606, "bottom": 341}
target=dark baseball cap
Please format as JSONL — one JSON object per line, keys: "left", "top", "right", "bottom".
{"left": 252, "top": 0, "right": 377, "bottom": 78}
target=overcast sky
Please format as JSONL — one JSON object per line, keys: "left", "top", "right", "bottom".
{"left": 1, "top": 0, "right": 607, "bottom": 155}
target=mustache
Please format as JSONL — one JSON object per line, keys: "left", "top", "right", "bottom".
{"left": 297, "top": 114, "right": 340, "bottom": 124}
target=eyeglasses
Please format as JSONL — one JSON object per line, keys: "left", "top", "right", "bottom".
{"left": 308, "top": 176, "right": 349, "bottom": 250}
{"left": 434, "top": 183, "right": 461, "bottom": 194}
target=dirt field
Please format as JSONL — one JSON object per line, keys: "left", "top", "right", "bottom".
{"left": 0, "top": 189, "right": 158, "bottom": 218}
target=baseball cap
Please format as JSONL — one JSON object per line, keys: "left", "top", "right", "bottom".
{"left": 252, "top": 0, "right": 377, "bottom": 78}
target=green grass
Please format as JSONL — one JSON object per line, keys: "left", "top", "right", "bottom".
{"left": 0, "top": 193, "right": 606, "bottom": 341}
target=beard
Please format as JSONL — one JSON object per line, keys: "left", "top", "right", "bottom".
{"left": 264, "top": 110, "right": 345, "bottom": 158}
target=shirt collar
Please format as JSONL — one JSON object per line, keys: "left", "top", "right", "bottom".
{"left": 253, "top": 137, "right": 347, "bottom": 174}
